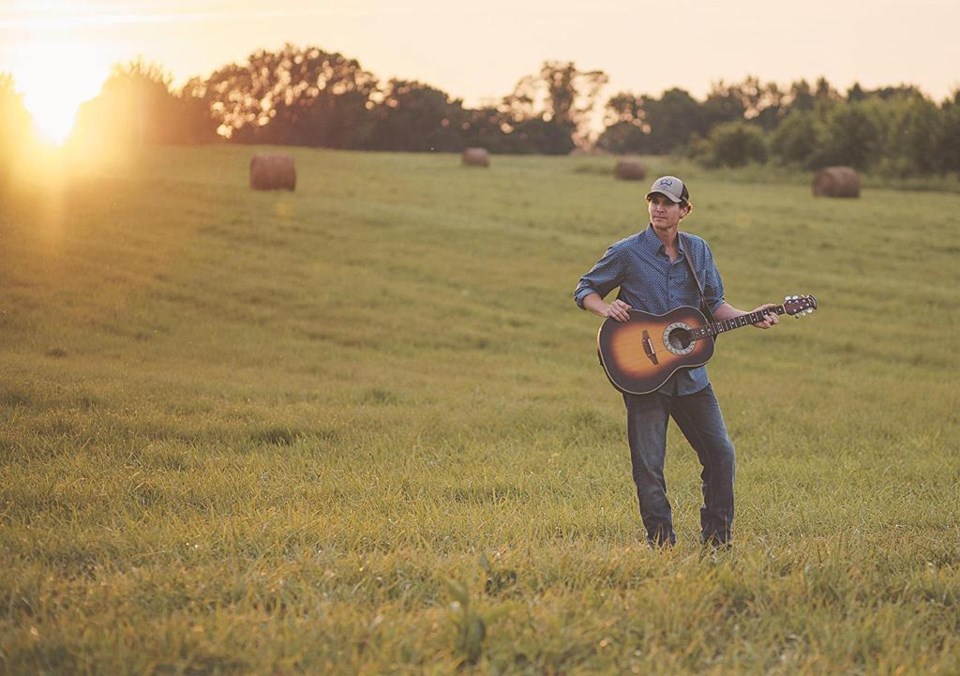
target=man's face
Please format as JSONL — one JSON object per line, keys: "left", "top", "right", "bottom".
{"left": 647, "top": 193, "right": 686, "bottom": 230}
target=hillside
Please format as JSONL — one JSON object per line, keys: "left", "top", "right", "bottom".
{"left": 1, "top": 147, "right": 958, "bottom": 673}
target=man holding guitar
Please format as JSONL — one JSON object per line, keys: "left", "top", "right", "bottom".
{"left": 574, "top": 176, "right": 780, "bottom": 548}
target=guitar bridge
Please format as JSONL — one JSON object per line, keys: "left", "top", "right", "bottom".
{"left": 641, "top": 330, "right": 659, "bottom": 365}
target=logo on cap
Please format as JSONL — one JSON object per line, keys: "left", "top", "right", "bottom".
{"left": 659, "top": 179, "right": 673, "bottom": 187}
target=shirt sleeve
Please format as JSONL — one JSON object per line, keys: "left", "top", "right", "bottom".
{"left": 574, "top": 243, "right": 624, "bottom": 309}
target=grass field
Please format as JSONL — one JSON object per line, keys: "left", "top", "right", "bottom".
{"left": 1, "top": 146, "right": 958, "bottom": 673}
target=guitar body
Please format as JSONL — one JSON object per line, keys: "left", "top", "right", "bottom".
{"left": 594, "top": 294, "right": 817, "bottom": 395}
{"left": 598, "top": 306, "right": 714, "bottom": 395}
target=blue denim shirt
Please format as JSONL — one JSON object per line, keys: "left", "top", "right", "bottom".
{"left": 574, "top": 225, "right": 726, "bottom": 395}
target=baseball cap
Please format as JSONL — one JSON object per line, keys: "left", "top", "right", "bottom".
{"left": 646, "top": 176, "right": 689, "bottom": 203}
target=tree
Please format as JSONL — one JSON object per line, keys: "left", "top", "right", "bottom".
{"left": 643, "top": 88, "right": 703, "bottom": 153}
{"left": 880, "top": 93, "right": 941, "bottom": 175}
{"left": 506, "top": 117, "right": 576, "bottom": 155}
{"left": 596, "top": 92, "right": 650, "bottom": 154}
{"left": 500, "top": 61, "right": 608, "bottom": 152}
{"left": 603, "top": 92, "right": 647, "bottom": 128}
{"left": 752, "top": 80, "right": 786, "bottom": 131}
{"left": 70, "top": 59, "right": 216, "bottom": 150}
{"left": 458, "top": 106, "right": 511, "bottom": 153}
{"left": 865, "top": 84, "right": 925, "bottom": 101}
{"left": 0, "top": 73, "right": 34, "bottom": 184}
{"left": 702, "top": 80, "right": 747, "bottom": 129}
{"left": 935, "top": 91, "right": 960, "bottom": 172}
{"left": 769, "top": 110, "right": 824, "bottom": 168}
{"left": 190, "top": 44, "right": 378, "bottom": 146}
{"left": 814, "top": 77, "right": 840, "bottom": 103}
{"left": 847, "top": 82, "right": 868, "bottom": 102}
{"left": 816, "top": 102, "right": 883, "bottom": 170}
{"left": 694, "top": 121, "right": 768, "bottom": 168}
{"left": 540, "top": 61, "right": 608, "bottom": 147}
{"left": 598, "top": 87, "right": 706, "bottom": 155}
{"left": 782, "top": 79, "right": 816, "bottom": 115}
{"left": 700, "top": 77, "right": 785, "bottom": 132}
{"left": 365, "top": 80, "right": 464, "bottom": 152}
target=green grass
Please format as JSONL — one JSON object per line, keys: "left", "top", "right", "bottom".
{"left": 1, "top": 146, "right": 958, "bottom": 673}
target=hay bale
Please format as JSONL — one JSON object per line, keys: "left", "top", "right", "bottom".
{"left": 614, "top": 157, "right": 646, "bottom": 181}
{"left": 462, "top": 147, "right": 490, "bottom": 168}
{"left": 812, "top": 166, "right": 860, "bottom": 198}
{"left": 250, "top": 154, "right": 296, "bottom": 191}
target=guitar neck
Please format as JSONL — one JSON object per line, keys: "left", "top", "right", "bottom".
{"left": 693, "top": 305, "right": 784, "bottom": 339}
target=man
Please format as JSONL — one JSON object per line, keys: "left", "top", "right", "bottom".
{"left": 574, "top": 176, "right": 778, "bottom": 547}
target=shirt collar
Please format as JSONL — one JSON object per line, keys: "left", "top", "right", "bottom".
{"left": 641, "top": 224, "right": 685, "bottom": 257}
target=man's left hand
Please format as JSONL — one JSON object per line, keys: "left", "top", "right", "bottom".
{"left": 752, "top": 304, "right": 780, "bottom": 329}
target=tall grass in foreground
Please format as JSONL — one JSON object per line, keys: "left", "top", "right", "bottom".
{"left": 1, "top": 147, "right": 958, "bottom": 673}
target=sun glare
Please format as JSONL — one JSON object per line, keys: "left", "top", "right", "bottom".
{"left": 11, "top": 40, "right": 109, "bottom": 145}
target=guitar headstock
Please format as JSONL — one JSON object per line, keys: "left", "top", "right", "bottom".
{"left": 783, "top": 294, "right": 817, "bottom": 317}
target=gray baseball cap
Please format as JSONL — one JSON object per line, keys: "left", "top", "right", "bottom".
{"left": 646, "top": 176, "right": 689, "bottom": 203}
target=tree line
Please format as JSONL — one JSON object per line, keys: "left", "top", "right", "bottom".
{"left": 3, "top": 43, "right": 960, "bottom": 176}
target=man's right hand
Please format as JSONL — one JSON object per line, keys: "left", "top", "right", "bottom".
{"left": 582, "top": 293, "right": 632, "bottom": 321}
{"left": 603, "top": 299, "right": 632, "bottom": 322}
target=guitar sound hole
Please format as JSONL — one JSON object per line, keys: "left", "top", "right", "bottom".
{"left": 668, "top": 329, "right": 691, "bottom": 351}
{"left": 663, "top": 322, "right": 696, "bottom": 355}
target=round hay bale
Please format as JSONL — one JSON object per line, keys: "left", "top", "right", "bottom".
{"left": 614, "top": 157, "right": 646, "bottom": 181}
{"left": 812, "top": 166, "right": 860, "bottom": 198}
{"left": 250, "top": 154, "right": 296, "bottom": 191}
{"left": 462, "top": 147, "right": 490, "bottom": 168}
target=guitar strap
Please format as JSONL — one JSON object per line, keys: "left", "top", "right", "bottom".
{"left": 679, "top": 232, "right": 716, "bottom": 324}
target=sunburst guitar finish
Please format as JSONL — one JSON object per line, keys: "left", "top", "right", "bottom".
{"left": 596, "top": 296, "right": 817, "bottom": 395}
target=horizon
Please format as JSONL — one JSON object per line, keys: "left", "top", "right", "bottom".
{"left": 3, "top": 1, "right": 959, "bottom": 144}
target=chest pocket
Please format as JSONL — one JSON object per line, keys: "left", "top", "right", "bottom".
{"left": 670, "top": 260, "right": 694, "bottom": 295}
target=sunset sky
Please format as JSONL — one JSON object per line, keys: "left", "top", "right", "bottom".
{"left": 2, "top": 0, "right": 959, "bottom": 143}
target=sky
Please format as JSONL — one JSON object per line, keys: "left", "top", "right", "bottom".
{"left": 2, "top": 0, "right": 959, "bottom": 143}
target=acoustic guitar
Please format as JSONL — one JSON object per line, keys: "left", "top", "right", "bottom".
{"left": 597, "top": 295, "right": 817, "bottom": 395}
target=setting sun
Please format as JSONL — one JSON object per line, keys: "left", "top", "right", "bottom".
{"left": 2, "top": 1, "right": 116, "bottom": 146}
{"left": 9, "top": 40, "right": 109, "bottom": 145}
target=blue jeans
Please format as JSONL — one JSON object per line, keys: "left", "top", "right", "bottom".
{"left": 623, "top": 384, "right": 735, "bottom": 546}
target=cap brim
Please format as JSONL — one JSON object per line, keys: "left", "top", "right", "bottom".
{"left": 645, "top": 190, "right": 681, "bottom": 203}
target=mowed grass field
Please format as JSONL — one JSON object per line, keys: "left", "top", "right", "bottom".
{"left": 1, "top": 146, "right": 958, "bottom": 673}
